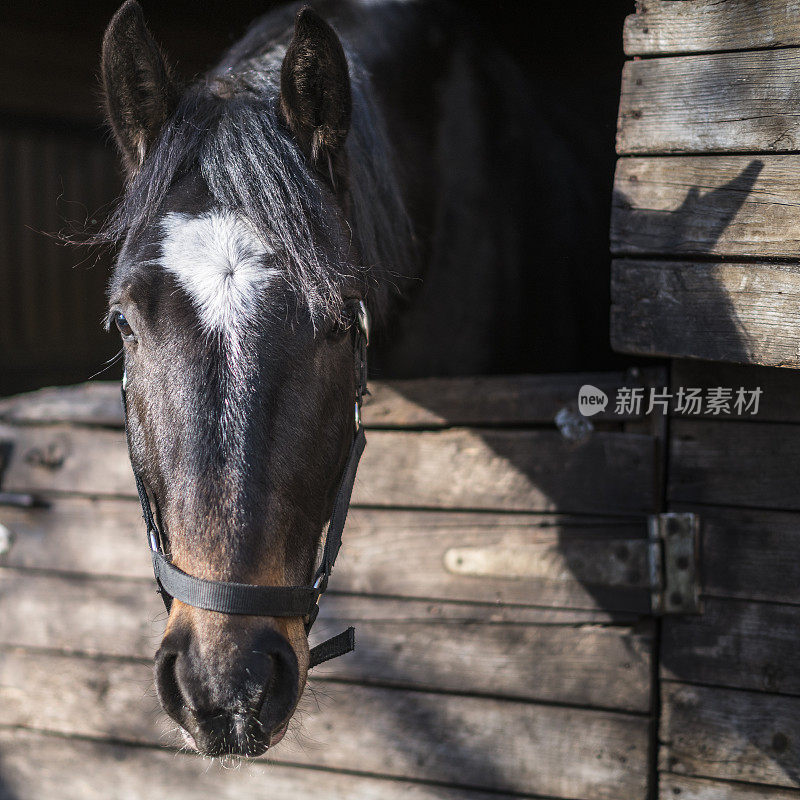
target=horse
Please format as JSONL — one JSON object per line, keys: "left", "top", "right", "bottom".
{"left": 98, "top": 0, "right": 594, "bottom": 757}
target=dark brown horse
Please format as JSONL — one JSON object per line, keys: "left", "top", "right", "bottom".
{"left": 99, "top": 0, "right": 594, "bottom": 757}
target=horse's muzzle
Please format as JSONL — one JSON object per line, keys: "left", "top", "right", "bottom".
{"left": 154, "top": 623, "right": 300, "bottom": 757}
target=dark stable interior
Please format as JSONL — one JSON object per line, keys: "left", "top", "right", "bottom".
{"left": 0, "top": 1, "right": 632, "bottom": 395}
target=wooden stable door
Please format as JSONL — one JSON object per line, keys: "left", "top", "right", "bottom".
{"left": 0, "top": 372, "right": 670, "bottom": 800}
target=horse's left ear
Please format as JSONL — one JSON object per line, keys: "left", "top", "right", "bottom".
{"left": 280, "top": 7, "right": 352, "bottom": 187}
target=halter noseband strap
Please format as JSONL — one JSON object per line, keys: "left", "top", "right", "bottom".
{"left": 120, "top": 300, "right": 370, "bottom": 669}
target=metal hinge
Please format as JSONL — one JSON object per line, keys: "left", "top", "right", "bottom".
{"left": 648, "top": 512, "right": 702, "bottom": 615}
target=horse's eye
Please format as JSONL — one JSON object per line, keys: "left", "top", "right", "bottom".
{"left": 326, "top": 318, "right": 349, "bottom": 340}
{"left": 113, "top": 311, "right": 135, "bottom": 340}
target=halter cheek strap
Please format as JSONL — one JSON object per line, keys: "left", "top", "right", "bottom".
{"left": 121, "top": 301, "right": 370, "bottom": 669}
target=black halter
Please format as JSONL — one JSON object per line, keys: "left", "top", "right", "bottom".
{"left": 120, "top": 300, "right": 370, "bottom": 669}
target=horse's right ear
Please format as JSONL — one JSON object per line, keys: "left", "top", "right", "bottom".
{"left": 101, "top": 1, "right": 179, "bottom": 175}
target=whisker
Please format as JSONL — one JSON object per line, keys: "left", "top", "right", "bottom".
{"left": 86, "top": 348, "right": 124, "bottom": 380}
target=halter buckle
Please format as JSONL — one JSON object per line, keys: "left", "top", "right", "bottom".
{"left": 148, "top": 529, "right": 159, "bottom": 553}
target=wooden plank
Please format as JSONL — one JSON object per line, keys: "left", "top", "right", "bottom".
{"left": 610, "top": 260, "right": 800, "bottom": 367}
{"left": 611, "top": 156, "right": 800, "bottom": 259}
{"left": 0, "top": 571, "right": 162, "bottom": 660}
{"left": 678, "top": 505, "right": 800, "bottom": 605}
{"left": 0, "top": 423, "right": 657, "bottom": 514}
{"left": 0, "top": 728, "right": 523, "bottom": 800}
{"left": 0, "top": 497, "right": 651, "bottom": 610}
{"left": 660, "top": 774, "right": 800, "bottom": 800}
{"left": 618, "top": 49, "right": 800, "bottom": 154}
{"left": 0, "top": 570, "right": 652, "bottom": 711}
{"left": 0, "top": 496, "right": 148, "bottom": 577}
{"left": 660, "top": 682, "right": 800, "bottom": 788}
{"left": 0, "top": 424, "right": 135, "bottom": 497}
{"left": 0, "top": 373, "right": 657, "bottom": 428}
{"left": 624, "top": 1, "right": 800, "bottom": 56}
{"left": 313, "top": 615, "right": 653, "bottom": 712}
{"left": 672, "top": 360, "right": 800, "bottom": 423}
{"left": 0, "top": 382, "right": 124, "bottom": 427}
{"left": 669, "top": 419, "right": 800, "bottom": 510}
{"left": 0, "top": 649, "right": 650, "bottom": 800}
{"left": 364, "top": 428, "right": 658, "bottom": 514}
{"left": 661, "top": 597, "right": 800, "bottom": 695}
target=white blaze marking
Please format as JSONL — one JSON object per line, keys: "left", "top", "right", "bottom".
{"left": 160, "top": 210, "right": 278, "bottom": 338}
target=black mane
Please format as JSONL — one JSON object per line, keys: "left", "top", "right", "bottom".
{"left": 100, "top": 23, "right": 414, "bottom": 325}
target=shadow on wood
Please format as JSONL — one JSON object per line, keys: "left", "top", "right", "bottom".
{"left": 611, "top": 159, "right": 764, "bottom": 364}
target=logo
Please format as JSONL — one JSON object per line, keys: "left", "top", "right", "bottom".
{"left": 578, "top": 385, "right": 608, "bottom": 417}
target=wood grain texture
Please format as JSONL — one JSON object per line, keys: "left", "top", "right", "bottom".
{"left": 672, "top": 360, "right": 800, "bottom": 423}
{"left": 661, "top": 597, "right": 800, "bottom": 695}
{"left": 0, "top": 728, "right": 526, "bottom": 800}
{"left": 611, "top": 156, "right": 800, "bottom": 258}
{"left": 358, "top": 372, "right": 652, "bottom": 425}
{"left": 660, "top": 682, "right": 800, "bottom": 788}
{"left": 0, "top": 570, "right": 162, "bottom": 660}
{"left": 0, "top": 382, "right": 125, "bottom": 427}
{"left": 0, "top": 423, "right": 657, "bottom": 514}
{"left": 0, "top": 498, "right": 651, "bottom": 610}
{"left": 362, "top": 427, "right": 656, "bottom": 515}
{"left": 0, "top": 496, "right": 149, "bottom": 577}
{"left": 669, "top": 418, "right": 800, "bottom": 510}
{"left": 672, "top": 504, "right": 800, "bottom": 605}
{"left": 0, "top": 423, "right": 134, "bottom": 497}
{"left": 618, "top": 48, "right": 800, "bottom": 154}
{"left": 660, "top": 774, "right": 800, "bottom": 800}
{"left": 610, "top": 260, "right": 800, "bottom": 367}
{"left": 0, "top": 649, "right": 650, "bottom": 800}
{"left": 624, "top": 1, "right": 800, "bottom": 56}
{"left": 281, "top": 614, "right": 653, "bottom": 711}
{"left": 0, "top": 372, "right": 657, "bottom": 428}
{"left": 0, "top": 570, "right": 652, "bottom": 711}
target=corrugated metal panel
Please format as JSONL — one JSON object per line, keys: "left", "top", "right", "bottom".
{"left": 0, "top": 125, "right": 121, "bottom": 393}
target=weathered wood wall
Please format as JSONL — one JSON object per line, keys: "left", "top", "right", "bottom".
{"left": 612, "top": 1, "right": 800, "bottom": 368}
{"left": 613, "top": 6, "right": 800, "bottom": 796}
{"left": 0, "top": 373, "right": 661, "bottom": 800}
{"left": 654, "top": 360, "right": 800, "bottom": 799}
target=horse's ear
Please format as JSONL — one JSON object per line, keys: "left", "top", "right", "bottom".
{"left": 280, "top": 7, "right": 352, "bottom": 186}
{"left": 101, "top": 1, "right": 179, "bottom": 175}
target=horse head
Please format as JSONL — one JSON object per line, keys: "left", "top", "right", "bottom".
{"left": 100, "top": 1, "right": 390, "bottom": 756}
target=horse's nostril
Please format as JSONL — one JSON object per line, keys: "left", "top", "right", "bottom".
{"left": 256, "top": 640, "right": 299, "bottom": 738}
{"left": 154, "top": 638, "right": 197, "bottom": 735}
